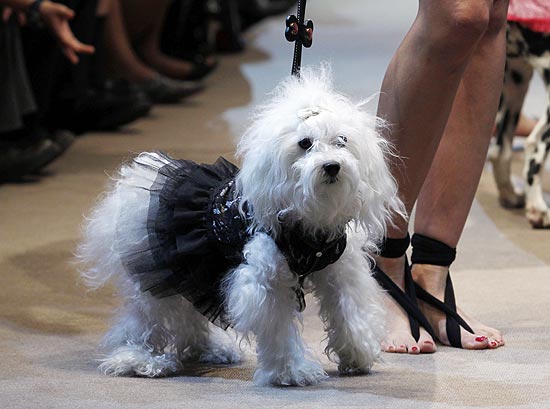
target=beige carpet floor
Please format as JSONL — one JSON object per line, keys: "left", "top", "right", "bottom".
{"left": 1, "top": 1, "right": 550, "bottom": 408}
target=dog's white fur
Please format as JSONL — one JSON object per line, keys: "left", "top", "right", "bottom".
{"left": 77, "top": 66, "right": 405, "bottom": 386}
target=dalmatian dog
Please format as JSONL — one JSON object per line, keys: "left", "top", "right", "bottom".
{"left": 489, "top": 21, "right": 550, "bottom": 228}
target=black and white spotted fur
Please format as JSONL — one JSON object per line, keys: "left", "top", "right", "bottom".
{"left": 489, "top": 21, "right": 550, "bottom": 228}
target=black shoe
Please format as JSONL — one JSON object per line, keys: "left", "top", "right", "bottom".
{"left": 0, "top": 138, "right": 59, "bottom": 181}
{"left": 102, "top": 79, "right": 153, "bottom": 114}
{"left": 49, "top": 129, "right": 75, "bottom": 153}
{"left": 215, "top": 28, "right": 245, "bottom": 54}
{"left": 139, "top": 74, "right": 205, "bottom": 104}
{"left": 30, "top": 128, "right": 75, "bottom": 172}
{"left": 183, "top": 56, "right": 218, "bottom": 81}
{"left": 51, "top": 81, "right": 152, "bottom": 134}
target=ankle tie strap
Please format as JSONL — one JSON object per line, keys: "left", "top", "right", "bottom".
{"left": 379, "top": 234, "right": 410, "bottom": 258}
{"left": 411, "top": 233, "right": 456, "bottom": 266}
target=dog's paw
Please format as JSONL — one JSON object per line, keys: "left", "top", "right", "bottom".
{"left": 178, "top": 341, "right": 241, "bottom": 365}
{"left": 198, "top": 343, "right": 242, "bottom": 365}
{"left": 253, "top": 360, "right": 328, "bottom": 387}
{"left": 337, "top": 361, "right": 372, "bottom": 376}
{"left": 499, "top": 191, "right": 526, "bottom": 209}
{"left": 526, "top": 207, "right": 550, "bottom": 229}
{"left": 98, "top": 345, "right": 181, "bottom": 377}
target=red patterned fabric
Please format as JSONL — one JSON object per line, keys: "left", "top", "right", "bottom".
{"left": 508, "top": 0, "right": 550, "bottom": 32}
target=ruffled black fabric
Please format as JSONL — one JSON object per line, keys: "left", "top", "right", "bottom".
{"left": 119, "top": 153, "right": 350, "bottom": 328}
{"left": 120, "top": 154, "right": 247, "bottom": 329}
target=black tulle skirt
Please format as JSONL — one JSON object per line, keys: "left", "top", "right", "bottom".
{"left": 120, "top": 154, "right": 247, "bottom": 329}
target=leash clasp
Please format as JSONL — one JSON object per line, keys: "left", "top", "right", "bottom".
{"left": 285, "top": 15, "right": 314, "bottom": 48}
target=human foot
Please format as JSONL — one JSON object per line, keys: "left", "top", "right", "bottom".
{"left": 412, "top": 263, "right": 504, "bottom": 349}
{"left": 376, "top": 256, "right": 437, "bottom": 354}
{"left": 140, "top": 47, "right": 217, "bottom": 81}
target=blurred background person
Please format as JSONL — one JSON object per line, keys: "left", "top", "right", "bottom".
{"left": 0, "top": 0, "right": 93, "bottom": 180}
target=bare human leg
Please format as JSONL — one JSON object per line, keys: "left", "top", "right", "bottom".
{"left": 97, "top": 0, "right": 156, "bottom": 83}
{"left": 375, "top": 0, "right": 498, "bottom": 353}
{"left": 412, "top": 0, "right": 508, "bottom": 350}
{"left": 120, "top": 0, "right": 215, "bottom": 81}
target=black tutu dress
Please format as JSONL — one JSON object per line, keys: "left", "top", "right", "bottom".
{"left": 121, "top": 153, "right": 348, "bottom": 330}
{"left": 120, "top": 154, "right": 250, "bottom": 329}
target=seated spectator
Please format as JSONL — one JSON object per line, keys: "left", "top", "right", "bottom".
{"left": 96, "top": 0, "right": 208, "bottom": 104}
{"left": 115, "top": 0, "right": 217, "bottom": 82}
{"left": 1, "top": 0, "right": 293, "bottom": 181}
{"left": 0, "top": 0, "right": 93, "bottom": 181}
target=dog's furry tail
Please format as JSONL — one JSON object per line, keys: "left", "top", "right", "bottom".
{"left": 76, "top": 152, "right": 171, "bottom": 290}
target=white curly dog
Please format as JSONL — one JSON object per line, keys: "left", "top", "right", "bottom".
{"left": 77, "top": 67, "right": 404, "bottom": 386}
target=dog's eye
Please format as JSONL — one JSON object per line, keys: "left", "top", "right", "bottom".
{"left": 336, "top": 135, "right": 347, "bottom": 148}
{"left": 298, "top": 138, "right": 313, "bottom": 150}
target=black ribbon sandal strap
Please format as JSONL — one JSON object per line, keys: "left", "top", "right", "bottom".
{"left": 444, "top": 273, "right": 474, "bottom": 346}
{"left": 414, "top": 279, "right": 474, "bottom": 343}
{"left": 373, "top": 264, "right": 436, "bottom": 341}
{"left": 373, "top": 233, "right": 435, "bottom": 342}
{"left": 411, "top": 233, "right": 474, "bottom": 348}
{"left": 379, "top": 234, "right": 425, "bottom": 339}
{"left": 379, "top": 234, "right": 410, "bottom": 259}
{"left": 403, "top": 262, "right": 421, "bottom": 341}
{"left": 411, "top": 233, "right": 456, "bottom": 266}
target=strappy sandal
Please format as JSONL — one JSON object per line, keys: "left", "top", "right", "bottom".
{"left": 372, "top": 234, "right": 435, "bottom": 342}
{"left": 411, "top": 233, "right": 474, "bottom": 348}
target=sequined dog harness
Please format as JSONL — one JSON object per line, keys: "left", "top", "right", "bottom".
{"left": 211, "top": 177, "right": 347, "bottom": 311}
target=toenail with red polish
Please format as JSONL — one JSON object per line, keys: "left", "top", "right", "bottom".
{"left": 475, "top": 336, "right": 487, "bottom": 342}
{"left": 491, "top": 341, "right": 497, "bottom": 346}
{"left": 411, "top": 346, "right": 418, "bottom": 352}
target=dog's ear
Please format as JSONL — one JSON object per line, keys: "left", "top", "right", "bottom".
{"left": 235, "top": 120, "right": 296, "bottom": 235}
{"left": 351, "top": 116, "right": 406, "bottom": 242}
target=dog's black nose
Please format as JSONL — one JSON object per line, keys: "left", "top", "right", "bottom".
{"left": 323, "top": 162, "right": 340, "bottom": 177}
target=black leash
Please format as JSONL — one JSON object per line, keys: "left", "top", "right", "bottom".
{"left": 285, "top": 0, "right": 314, "bottom": 77}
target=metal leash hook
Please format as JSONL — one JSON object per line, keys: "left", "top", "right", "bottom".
{"left": 285, "top": 0, "right": 314, "bottom": 77}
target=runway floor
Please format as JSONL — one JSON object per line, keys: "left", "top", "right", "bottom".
{"left": 1, "top": 1, "right": 549, "bottom": 408}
